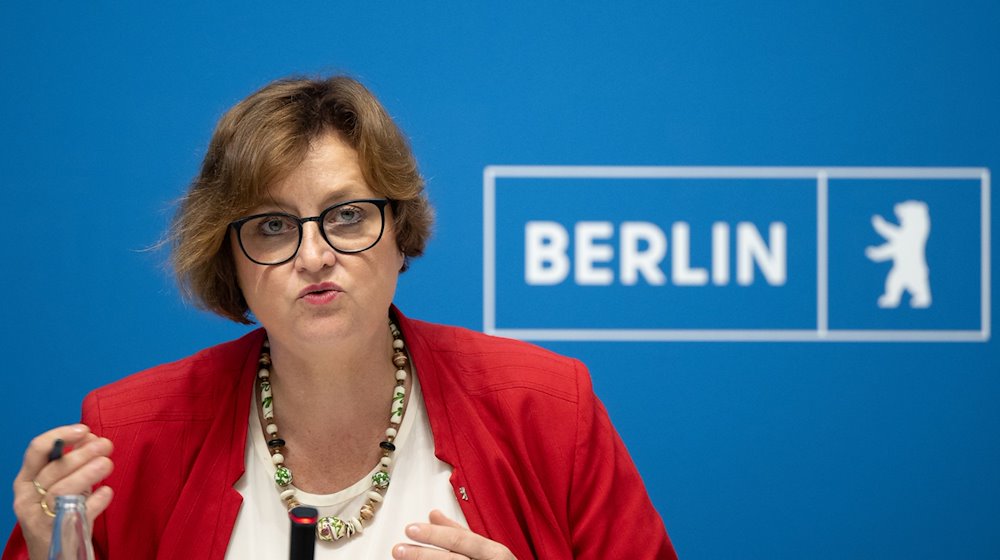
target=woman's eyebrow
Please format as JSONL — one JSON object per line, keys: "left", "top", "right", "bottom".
{"left": 255, "top": 185, "right": 368, "bottom": 214}
{"left": 316, "top": 185, "right": 370, "bottom": 207}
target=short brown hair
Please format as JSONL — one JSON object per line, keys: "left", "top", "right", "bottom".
{"left": 170, "top": 76, "right": 433, "bottom": 324}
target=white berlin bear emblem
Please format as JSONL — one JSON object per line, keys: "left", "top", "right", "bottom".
{"left": 864, "top": 200, "right": 931, "bottom": 308}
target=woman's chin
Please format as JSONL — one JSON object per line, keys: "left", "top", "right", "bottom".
{"left": 290, "top": 317, "right": 381, "bottom": 347}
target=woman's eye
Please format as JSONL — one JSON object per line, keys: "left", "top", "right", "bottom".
{"left": 257, "top": 217, "right": 294, "bottom": 235}
{"left": 331, "top": 206, "right": 363, "bottom": 224}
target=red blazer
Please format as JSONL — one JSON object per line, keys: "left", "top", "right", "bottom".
{"left": 5, "top": 310, "right": 676, "bottom": 559}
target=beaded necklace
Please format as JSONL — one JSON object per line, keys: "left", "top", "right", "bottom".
{"left": 256, "top": 319, "right": 409, "bottom": 542}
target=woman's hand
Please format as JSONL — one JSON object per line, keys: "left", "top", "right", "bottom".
{"left": 11, "top": 424, "right": 114, "bottom": 560}
{"left": 393, "top": 510, "right": 516, "bottom": 560}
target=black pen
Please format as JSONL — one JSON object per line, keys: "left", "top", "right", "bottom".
{"left": 47, "top": 438, "right": 65, "bottom": 462}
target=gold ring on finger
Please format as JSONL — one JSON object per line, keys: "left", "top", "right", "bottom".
{"left": 39, "top": 499, "right": 55, "bottom": 518}
{"left": 32, "top": 480, "right": 48, "bottom": 497}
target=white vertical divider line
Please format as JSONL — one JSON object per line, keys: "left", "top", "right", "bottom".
{"left": 982, "top": 170, "right": 991, "bottom": 340}
{"left": 483, "top": 167, "right": 497, "bottom": 334}
{"left": 817, "top": 171, "right": 829, "bottom": 337}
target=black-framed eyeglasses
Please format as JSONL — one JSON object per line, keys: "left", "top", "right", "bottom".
{"left": 229, "top": 198, "right": 389, "bottom": 265}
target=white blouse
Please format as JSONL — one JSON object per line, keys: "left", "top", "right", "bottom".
{"left": 225, "top": 372, "right": 468, "bottom": 559}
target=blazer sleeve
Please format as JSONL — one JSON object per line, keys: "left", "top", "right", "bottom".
{"left": 1, "top": 525, "right": 28, "bottom": 560}
{"left": 81, "top": 391, "right": 109, "bottom": 560}
{"left": 568, "top": 360, "right": 678, "bottom": 560}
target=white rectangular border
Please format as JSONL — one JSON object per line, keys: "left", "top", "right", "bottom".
{"left": 483, "top": 166, "right": 991, "bottom": 342}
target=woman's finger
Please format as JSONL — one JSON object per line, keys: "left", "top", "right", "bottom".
{"left": 396, "top": 517, "right": 516, "bottom": 560}
{"left": 15, "top": 424, "right": 91, "bottom": 483}
{"left": 392, "top": 543, "right": 467, "bottom": 560}
{"left": 428, "top": 509, "right": 464, "bottom": 529}
{"left": 85, "top": 485, "right": 115, "bottom": 524}
{"left": 32, "top": 437, "right": 113, "bottom": 491}
{"left": 44, "top": 456, "right": 114, "bottom": 501}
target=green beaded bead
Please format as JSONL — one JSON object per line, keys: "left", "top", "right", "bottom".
{"left": 274, "top": 466, "right": 293, "bottom": 486}
{"left": 317, "top": 515, "right": 347, "bottom": 541}
{"left": 372, "top": 470, "right": 390, "bottom": 489}
{"left": 331, "top": 517, "right": 346, "bottom": 540}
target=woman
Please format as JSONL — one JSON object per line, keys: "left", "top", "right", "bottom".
{"left": 5, "top": 76, "right": 676, "bottom": 559}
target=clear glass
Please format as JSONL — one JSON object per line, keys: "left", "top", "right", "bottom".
{"left": 230, "top": 199, "right": 389, "bottom": 265}
{"left": 47, "top": 495, "right": 95, "bottom": 560}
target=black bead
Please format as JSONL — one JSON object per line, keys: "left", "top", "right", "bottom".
{"left": 379, "top": 441, "right": 396, "bottom": 452}
{"left": 267, "top": 438, "right": 286, "bottom": 448}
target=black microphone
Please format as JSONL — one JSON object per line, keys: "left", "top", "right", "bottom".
{"left": 289, "top": 506, "right": 318, "bottom": 560}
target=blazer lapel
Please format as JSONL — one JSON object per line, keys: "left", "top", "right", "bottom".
{"left": 395, "top": 310, "right": 490, "bottom": 534}
{"left": 156, "top": 330, "right": 262, "bottom": 560}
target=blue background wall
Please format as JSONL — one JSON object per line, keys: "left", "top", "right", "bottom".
{"left": 2, "top": 2, "right": 997, "bottom": 558}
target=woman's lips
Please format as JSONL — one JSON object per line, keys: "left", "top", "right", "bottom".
{"left": 298, "top": 282, "right": 343, "bottom": 304}
{"left": 302, "top": 290, "right": 340, "bottom": 305}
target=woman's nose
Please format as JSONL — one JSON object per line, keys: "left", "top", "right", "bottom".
{"left": 295, "top": 222, "right": 337, "bottom": 271}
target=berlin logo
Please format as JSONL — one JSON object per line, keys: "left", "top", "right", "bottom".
{"left": 484, "top": 166, "right": 989, "bottom": 342}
